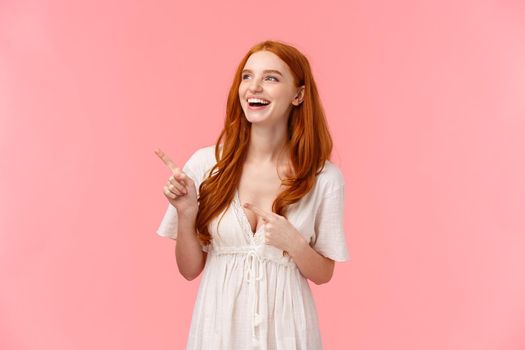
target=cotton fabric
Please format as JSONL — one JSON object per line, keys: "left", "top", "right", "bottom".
{"left": 156, "top": 144, "right": 350, "bottom": 349}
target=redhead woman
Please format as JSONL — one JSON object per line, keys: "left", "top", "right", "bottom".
{"left": 155, "top": 40, "right": 350, "bottom": 349}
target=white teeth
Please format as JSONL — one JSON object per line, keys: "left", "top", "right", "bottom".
{"left": 247, "top": 98, "right": 270, "bottom": 105}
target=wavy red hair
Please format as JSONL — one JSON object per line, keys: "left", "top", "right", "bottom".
{"left": 195, "top": 40, "right": 334, "bottom": 247}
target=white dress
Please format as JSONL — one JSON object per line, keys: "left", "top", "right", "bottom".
{"left": 156, "top": 144, "right": 350, "bottom": 349}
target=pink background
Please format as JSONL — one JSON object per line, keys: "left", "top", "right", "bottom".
{"left": 1, "top": 0, "right": 525, "bottom": 349}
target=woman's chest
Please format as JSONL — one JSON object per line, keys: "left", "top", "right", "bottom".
{"left": 209, "top": 190, "right": 318, "bottom": 251}
{"left": 236, "top": 163, "right": 290, "bottom": 233}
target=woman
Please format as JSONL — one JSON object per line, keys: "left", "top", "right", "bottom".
{"left": 155, "top": 40, "right": 350, "bottom": 349}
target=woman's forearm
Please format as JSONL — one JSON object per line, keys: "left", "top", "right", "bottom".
{"left": 175, "top": 211, "right": 206, "bottom": 281}
{"left": 289, "top": 235, "right": 335, "bottom": 285}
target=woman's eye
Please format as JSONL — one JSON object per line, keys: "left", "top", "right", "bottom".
{"left": 241, "top": 74, "right": 278, "bottom": 82}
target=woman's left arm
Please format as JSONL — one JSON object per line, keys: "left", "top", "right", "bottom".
{"left": 288, "top": 235, "right": 335, "bottom": 285}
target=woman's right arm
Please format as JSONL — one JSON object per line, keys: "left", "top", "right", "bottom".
{"left": 155, "top": 147, "right": 207, "bottom": 281}
{"left": 175, "top": 210, "right": 206, "bottom": 281}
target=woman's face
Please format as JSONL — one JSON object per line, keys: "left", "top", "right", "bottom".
{"left": 239, "top": 50, "right": 304, "bottom": 125}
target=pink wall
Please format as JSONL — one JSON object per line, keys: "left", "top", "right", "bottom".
{"left": 1, "top": 0, "right": 525, "bottom": 349}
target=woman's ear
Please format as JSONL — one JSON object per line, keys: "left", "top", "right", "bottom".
{"left": 293, "top": 85, "right": 305, "bottom": 106}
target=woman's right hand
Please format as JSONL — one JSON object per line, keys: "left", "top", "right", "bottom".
{"left": 154, "top": 148, "right": 198, "bottom": 217}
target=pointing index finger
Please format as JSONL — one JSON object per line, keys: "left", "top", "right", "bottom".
{"left": 243, "top": 203, "right": 274, "bottom": 221}
{"left": 154, "top": 148, "right": 178, "bottom": 173}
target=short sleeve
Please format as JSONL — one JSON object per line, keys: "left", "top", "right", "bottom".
{"left": 311, "top": 185, "right": 351, "bottom": 262}
{"left": 155, "top": 146, "right": 213, "bottom": 253}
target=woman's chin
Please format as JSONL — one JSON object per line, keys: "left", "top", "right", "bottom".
{"left": 243, "top": 111, "right": 271, "bottom": 123}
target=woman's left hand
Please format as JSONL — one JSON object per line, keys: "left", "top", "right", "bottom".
{"left": 243, "top": 203, "right": 304, "bottom": 256}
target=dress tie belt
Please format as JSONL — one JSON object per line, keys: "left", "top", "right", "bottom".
{"left": 244, "top": 250, "right": 265, "bottom": 344}
{"left": 210, "top": 245, "right": 297, "bottom": 268}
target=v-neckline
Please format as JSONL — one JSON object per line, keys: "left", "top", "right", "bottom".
{"left": 234, "top": 189, "right": 263, "bottom": 238}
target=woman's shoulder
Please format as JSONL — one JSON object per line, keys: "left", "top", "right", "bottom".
{"left": 191, "top": 143, "right": 217, "bottom": 158}
{"left": 182, "top": 144, "right": 220, "bottom": 186}
{"left": 315, "top": 160, "right": 345, "bottom": 194}
{"left": 187, "top": 144, "right": 220, "bottom": 165}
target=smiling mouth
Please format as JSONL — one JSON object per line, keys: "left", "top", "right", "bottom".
{"left": 247, "top": 102, "right": 271, "bottom": 110}
{"left": 249, "top": 101, "right": 270, "bottom": 107}
{"left": 247, "top": 99, "right": 271, "bottom": 107}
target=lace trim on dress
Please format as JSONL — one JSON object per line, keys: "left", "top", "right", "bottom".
{"left": 232, "top": 189, "right": 264, "bottom": 244}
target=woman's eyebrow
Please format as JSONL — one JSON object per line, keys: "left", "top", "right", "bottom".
{"left": 241, "top": 69, "right": 283, "bottom": 77}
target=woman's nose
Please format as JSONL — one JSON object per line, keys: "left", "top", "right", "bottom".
{"left": 248, "top": 77, "right": 263, "bottom": 92}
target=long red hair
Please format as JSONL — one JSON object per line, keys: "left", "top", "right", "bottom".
{"left": 195, "top": 40, "right": 334, "bottom": 247}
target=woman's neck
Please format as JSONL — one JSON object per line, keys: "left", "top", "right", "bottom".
{"left": 246, "top": 123, "right": 289, "bottom": 165}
